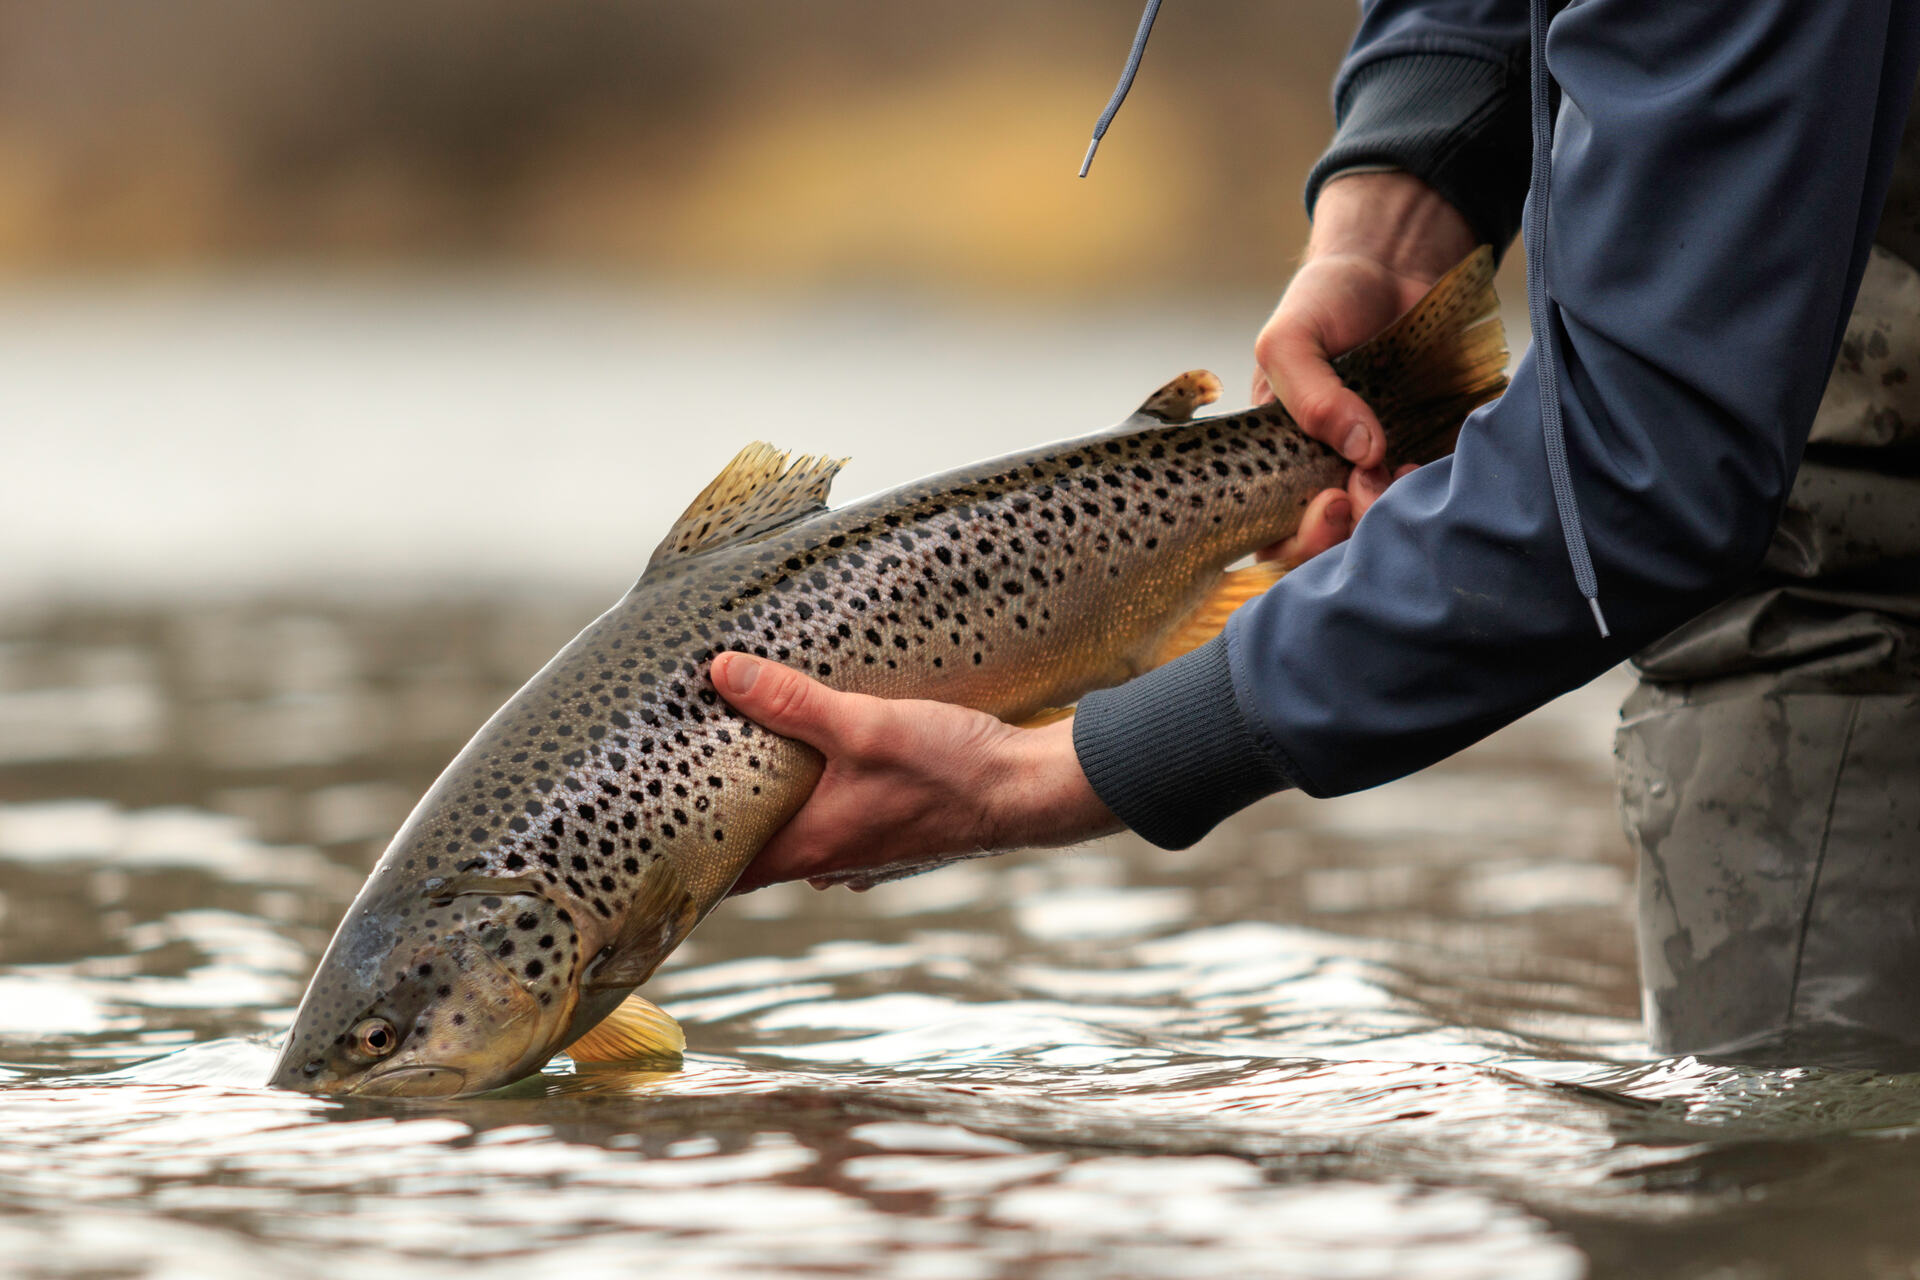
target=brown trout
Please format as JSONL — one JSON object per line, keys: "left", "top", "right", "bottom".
{"left": 270, "top": 249, "right": 1504, "bottom": 1097}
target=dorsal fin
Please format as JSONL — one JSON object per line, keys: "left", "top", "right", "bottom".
{"left": 1136, "top": 370, "right": 1222, "bottom": 423}
{"left": 648, "top": 443, "right": 847, "bottom": 569}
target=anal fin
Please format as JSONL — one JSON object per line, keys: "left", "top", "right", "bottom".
{"left": 1010, "top": 563, "right": 1283, "bottom": 729}
{"left": 1148, "top": 561, "right": 1285, "bottom": 669}
{"left": 565, "top": 994, "right": 686, "bottom": 1064}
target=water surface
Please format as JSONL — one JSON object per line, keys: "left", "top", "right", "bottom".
{"left": 9, "top": 600, "right": 1920, "bottom": 1280}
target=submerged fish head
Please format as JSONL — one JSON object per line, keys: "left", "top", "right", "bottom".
{"left": 271, "top": 882, "right": 585, "bottom": 1098}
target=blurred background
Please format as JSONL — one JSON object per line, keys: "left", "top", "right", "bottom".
{"left": 2, "top": 0, "right": 1475, "bottom": 603}
{"left": 0, "top": 1, "right": 1346, "bottom": 290}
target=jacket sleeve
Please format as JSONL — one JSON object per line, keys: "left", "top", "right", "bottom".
{"left": 1304, "top": 0, "right": 1534, "bottom": 253}
{"left": 1075, "top": 0, "right": 1920, "bottom": 849}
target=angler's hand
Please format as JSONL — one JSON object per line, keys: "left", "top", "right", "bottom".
{"left": 1252, "top": 171, "right": 1476, "bottom": 568}
{"left": 710, "top": 652, "right": 1120, "bottom": 894}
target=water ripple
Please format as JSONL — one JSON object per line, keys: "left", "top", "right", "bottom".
{"left": 6, "top": 601, "right": 1920, "bottom": 1277}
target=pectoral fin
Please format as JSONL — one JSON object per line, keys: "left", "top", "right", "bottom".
{"left": 582, "top": 854, "right": 701, "bottom": 991}
{"left": 565, "top": 994, "right": 686, "bottom": 1063}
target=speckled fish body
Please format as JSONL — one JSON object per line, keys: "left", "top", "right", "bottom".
{"left": 271, "top": 250, "right": 1504, "bottom": 1098}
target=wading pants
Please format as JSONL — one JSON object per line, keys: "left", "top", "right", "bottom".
{"left": 1617, "top": 234, "right": 1920, "bottom": 1064}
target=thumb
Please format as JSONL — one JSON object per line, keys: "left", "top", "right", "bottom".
{"left": 1254, "top": 322, "right": 1384, "bottom": 468}
{"left": 711, "top": 652, "right": 846, "bottom": 751}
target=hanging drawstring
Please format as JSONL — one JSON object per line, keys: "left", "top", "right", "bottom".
{"left": 1526, "top": 0, "right": 1610, "bottom": 637}
{"left": 1079, "top": 0, "right": 1163, "bottom": 176}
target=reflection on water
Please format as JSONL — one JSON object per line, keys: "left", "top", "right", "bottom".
{"left": 8, "top": 600, "right": 1920, "bottom": 1278}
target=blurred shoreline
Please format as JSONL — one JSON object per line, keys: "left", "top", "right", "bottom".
{"left": 0, "top": 2, "right": 1357, "bottom": 295}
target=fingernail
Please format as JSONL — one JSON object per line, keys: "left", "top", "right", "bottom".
{"left": 1339, "top": 422, "right": 1371, "bottom": 462}
{"left": 1357, "top": 465, "right": 1390, "bottom": 496}
{"left": 722, "top": 654, "right": 758, "bottom": 695}
{"left": 1327, "top": 498, "right": 1353, "bottom": 533}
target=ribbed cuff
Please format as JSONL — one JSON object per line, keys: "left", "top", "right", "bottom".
{"left": 1305, "top": 51, "right": 1532, "bottom": 256}
{"left": 1072, "top": 636, "right": 1294, "bottom": 850}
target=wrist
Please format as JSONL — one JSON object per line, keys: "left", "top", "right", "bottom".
{"left": 1306, "top": 171, "right": 1476, "bottom": 283}
{"left": 988, "top": 719, "right": 1119, "bottom": 851}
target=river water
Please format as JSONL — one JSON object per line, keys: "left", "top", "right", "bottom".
{"left": 4, "top": 281, "right": 1919, "bottom": 1279}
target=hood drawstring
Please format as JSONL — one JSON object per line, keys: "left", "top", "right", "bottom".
{"left": 1079, "top": 0, "right": 1163, "bottom": 177}
{"left": 1525, "top": 0, "right": 1610, "bottom": 637}
{"left": 1082, "top": 0, "right": 1610, "bottom": 638}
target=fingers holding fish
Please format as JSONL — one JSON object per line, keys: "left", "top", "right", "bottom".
{"left": 714, "top": 657, "right": 1117, "bottom": 896}
{"left": 1256, "top": 488, "right": 1354, "bottom": 568}
{"left": 711, "top": 649, "right": 862, "bottom": 753}
{"left": 1254, "top": 254, "right": 1418, "bottom": 468}
{"left": 1256, "top": 174, "right": 1478, "bottom": 471}
{"left": 1255, "top": 459, "right": 1422, "bottom": 567}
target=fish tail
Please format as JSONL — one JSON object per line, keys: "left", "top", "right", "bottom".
{"left": 1332, "top": 246, "right": 1508, "bottom": 471}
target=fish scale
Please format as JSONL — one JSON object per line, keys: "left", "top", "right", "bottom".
{"left": 272, "top": 247, "right": 1505, "bottom": 1097}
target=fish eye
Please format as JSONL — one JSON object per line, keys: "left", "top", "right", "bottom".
{"left": 351, "top": 1017, "right": 398, "bottom": 1060}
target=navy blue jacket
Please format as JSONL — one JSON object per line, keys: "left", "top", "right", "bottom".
{"left": 1074, "top": 0, "right": 1920, "bottom": 846}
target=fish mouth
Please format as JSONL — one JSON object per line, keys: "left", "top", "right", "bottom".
{"left": 347, "top": 1065, "right": 469, "bottom": 1098}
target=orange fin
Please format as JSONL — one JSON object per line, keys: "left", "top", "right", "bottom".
{"left": 1013, "top": 705, "right": 1075, "bottom": 730}
{"left": 565, "top": 993, "right": 686, "bottom": 1064}
{"left": 647, "top": 443, "right": 847, "bottom": 571}
{"left": 1136, "top": 370, "right": 1223, "bottom": 423}
{"left": 1149, "top": 561, "right": 1286, "bottom": 669}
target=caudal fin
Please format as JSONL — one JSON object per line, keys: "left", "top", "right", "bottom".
{"left": 1331, "top": 246, "right": 1507, "bottom": 471}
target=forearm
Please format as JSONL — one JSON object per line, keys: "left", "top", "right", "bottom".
{"left": 1306, "top": 171, "right": 1476, "bottom": 280}
{"left": 987, "top": 719, "right": 1118, "bottom": 852}
{"left": 1306, "top": 0, "right": 1533, "bottom": 254}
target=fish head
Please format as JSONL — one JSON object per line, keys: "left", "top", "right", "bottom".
{"left": 270, "top": 881, "right": 585, "bottom": 1098}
